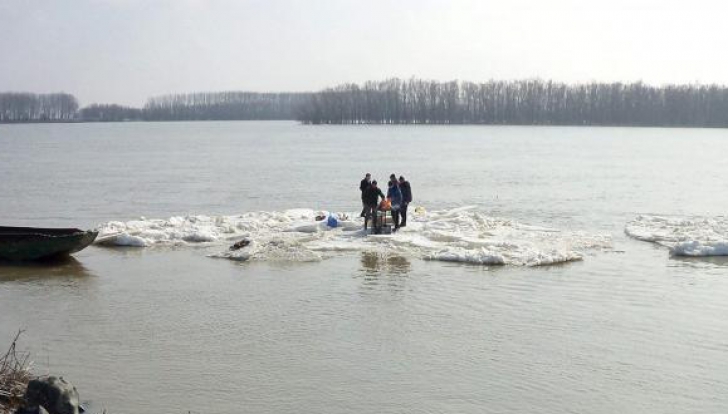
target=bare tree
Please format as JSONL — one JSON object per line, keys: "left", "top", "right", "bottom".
{"left": 297, "top": 78, "right": 728, "bottom": 127}
{"left": 0, "top": 93, "right": 78, "bottom": 122}
{"left": 143, "top": 92, "right": 311, "bottom": 121}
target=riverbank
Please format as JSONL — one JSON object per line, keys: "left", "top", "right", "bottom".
{"left": 1, "top": 333, "right": 83, "bottom": 414}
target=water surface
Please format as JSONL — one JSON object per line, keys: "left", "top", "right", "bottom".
{"left": 1, "top": 122, "right": 727, "bottom": 413}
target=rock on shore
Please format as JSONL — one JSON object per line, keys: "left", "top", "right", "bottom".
{"left": 15, "top": 377, "right": 80, "bottom": 414}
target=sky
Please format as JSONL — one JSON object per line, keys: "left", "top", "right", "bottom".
{"left": 1, "top": 0, "right": 727, "bottom": 106}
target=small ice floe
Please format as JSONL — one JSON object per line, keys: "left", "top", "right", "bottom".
{"left": 670, "top": 241, "right": 728, "bottom": 257}
{"left": 626, "top": 214, "right": 728, "bottom": 257}
{"left": 95, "top": 232, "right": 149, "bottom": 247}
{"left": 425, "top": 248, "right": 506, "bottom": 265}
{"left": 93, "top": 216, "right": 225, "bottom": 247}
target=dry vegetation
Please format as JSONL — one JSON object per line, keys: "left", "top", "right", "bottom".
{"left": 0, "top": 331, "right": 32, "bottom": 414}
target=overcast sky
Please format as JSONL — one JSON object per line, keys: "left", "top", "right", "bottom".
{"left": 1, "top": 0, "right": 726, "bottom": 106}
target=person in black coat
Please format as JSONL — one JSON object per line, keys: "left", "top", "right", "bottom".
{"left": 362, "top": 180, "right": 385, "bottom": 230}
{"left": 398, "top": 176, "right": 412, "bottom": 227}
{"left": 359, "top": 173, "right": 371, "bottom": 217}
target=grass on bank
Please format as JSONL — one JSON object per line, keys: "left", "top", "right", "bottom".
{"left": 0, "top": 331, "right": 32, "bottom": 414}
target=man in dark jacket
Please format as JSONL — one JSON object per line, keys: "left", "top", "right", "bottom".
{"left": 362, "top": 180, "right": 385, "bottom": 230}
{"left": 359, "top": 173, "right": 371, "bottom": 217}
{"left": 398, "top": 176, "right": 412, "bottom": 227}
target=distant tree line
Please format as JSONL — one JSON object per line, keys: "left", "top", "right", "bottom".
{"left": 79, "top": 104, "right": 143, "bottom": 122}
{"left": 0, "top": 93, "right": 79, "bottom": 122}
{"left": 297, "top": 78, "right": 728, "bottom": 127}
{"left": 5, "top": 80, "right": 728, "bottom": 127}
{"left": 143, "top": 92, "right": 311, "bottom": 121}
{"left": 0, "top": 91, "right": 308, "bottom": 123}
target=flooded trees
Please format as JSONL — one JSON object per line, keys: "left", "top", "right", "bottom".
{"left": 0, "top": 91, "right": 310, "bottom": 123}
{"left": 79, "top": 104, "right": 143, "bottom": 122}
{"left": 3, "top": 81, "right": 728, "bottom": 127}
{"left": 0, "top": 93, "right": 79, "bottom": 122}
{"left": 143, "top": 92, "right": 310, "bottom": 121}
{"left": 297, "top": 78, "right": 728, "bottom": 127}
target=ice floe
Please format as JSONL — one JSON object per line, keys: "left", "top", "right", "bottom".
{"left": 95, "top": 207, "right": 611, "bottom": 266}
{"left": 625, "top": 214, "right": 728, "bottom": 257}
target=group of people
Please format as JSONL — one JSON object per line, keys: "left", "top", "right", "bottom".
{"left": 359, "top": 173, "right": 413, "bottom": 232}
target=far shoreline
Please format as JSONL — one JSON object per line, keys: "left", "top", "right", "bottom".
{"left": 2, "top": 119, "right": 728, "bottom": 130}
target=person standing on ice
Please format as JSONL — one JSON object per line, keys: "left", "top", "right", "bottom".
{"left": 389, "top": 173, "right": 397, "bottom": 187}
{"left": 398, "top": 176, "right": 412, "bottom": 227}
{"left": 359, "top": 173, "right": 371, "bottom": 217}
{"left": 387, "top": 178, "right": 403, "bottom": 231}
{"left": 363, "top": 180, "right": 385, "bottom": 231}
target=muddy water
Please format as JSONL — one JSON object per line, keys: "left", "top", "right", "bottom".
{"left": 1, "top": 122, "right": 727, "bottom": 413}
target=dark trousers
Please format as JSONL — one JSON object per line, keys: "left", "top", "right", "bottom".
{"left": 363, "top": 205, "right": 378, "bottom": 230}
{"left": 360, "top": 199, "right": 367, "bottom": 217}
{"left": 391, "top": 208, "right": 400, "bottom": 229}
{"left": 400, "top": 202, "right": 408, "bottom": 226}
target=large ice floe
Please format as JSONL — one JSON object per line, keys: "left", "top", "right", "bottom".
{"left": 95, "top": 206, "right": 611, "bottom": 266}
{"left": 625, "top": 215, "right": 728, "bottom": 257}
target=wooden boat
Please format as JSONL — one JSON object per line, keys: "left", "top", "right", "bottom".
{"left": 0, "top": 226, "right": 98, "bottom": 261}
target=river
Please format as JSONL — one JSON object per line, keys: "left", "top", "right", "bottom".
{"left": 1, "top": 122, "right": 727, "bottom": 413}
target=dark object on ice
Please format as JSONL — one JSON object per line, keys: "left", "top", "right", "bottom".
{"left": 372, "top": 210, "right": 392, "bottom": 235}
{"left": 315, "top": 214, "right": 327, "bottom": 221}
{"left": 24, "top": 376, "right": 80, "bottom": 414}
{"left": 0, "top": 227, "right": 98, "bottom": 262}
{"left": 229, "top": 238, "right": 251, "bottom": 251}
{"left": 374, "top": 224, "right": 392, "bottom": 235}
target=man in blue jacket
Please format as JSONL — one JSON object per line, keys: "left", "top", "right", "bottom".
{"left": 387, "top": 176, "right": 403, "bottom": 231}
{"left": 398, "top": 176, "right": 412, "bottom": 227}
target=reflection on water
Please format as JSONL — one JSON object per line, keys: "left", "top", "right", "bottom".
{"left": 669, "top": 255, "right": 728, "bottom": 269}
{"left": 359, "top": 252, "right": 412, "bottom": 275}
{"left": 0, "top": 256, "right": 94, "bottom": 282}
{"left": 358, "top": 252, "right": 412, "bottom": 293}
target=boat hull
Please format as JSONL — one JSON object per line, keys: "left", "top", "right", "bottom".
{"left": 0, "top": 227, "right": 98, "bottom": 261}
